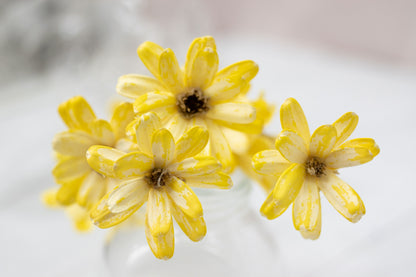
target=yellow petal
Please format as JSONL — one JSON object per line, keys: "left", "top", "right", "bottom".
{"left": 213, "top": 60, "right": 258, "bottom": 86}
{"left": 56, "top": 180, "right": 83, "bottom": 206}
{"left": 169, "top": 156, "right": 221, "bottom": 177}
{"left": 116, "top": 74, "right": 166, "bottom": 99}
{"left": 66, "top": 205, "right": 93, "bottom": 232}
{"left": 76, "top": 171, "right": 106, "bottom": 209}
{"left": 58, "top": 99, "right": 77, "bottom": 129}
{"left": 292, "top": 176, "right": 321, "bottom": 240}
{"left": 90, "top": 193, "right": 141, "bottom": 228}
{"left": 207, "top": 102, "right": 256, "bottom": 124}
{"left": 52, "top": 156, "right": 90, "bottom": 184}
{"left": 86, "top": 146, "right": 125, "bottom": 177}
{"left": 107, "top": 178, "right": 149, "bottom": 213}
{"left": 272, "top": 163, "right": 305, "bottom": 205}
{"left": 158, "top": 48, "right": 185, "bottom": 94}
{"left": 52, "top": 131, "right": 95, "bottom": 156}
{"left": 252, "top": 149, "right": 290, "bottom": 176}
{"left": 185, "top": 46, "right": 218, "bottom": 89}
{"left": 115, "top": 138, "right": 138, "bottom": 153}
{"left": 213, "top": 119, "right": 263, "bottom": 134}
{"left": 42, "top": 188, "right": 59, "bottom": 207}
{"left": 114, "top": 152, "right": 153, "bottom": 179}
{"left": 166, "top": 176, "right": 203, "bottom": 218}
{"left": 338, "top": 138, "right": 380, "bottom": 157}
{"left": 184, "top": 172, "right": 233, "bottom": 189}
{"left": 164, "top": 112, "right": 189, "bottom": 141}
{"left": 333, "top": 112, "right": 358, "bottom": 147}
{"left": 309, "top": 125, "right": 337, "bottom": 158}
{"left": 261, "top": 164, "right": 304, "bottom": 219}
{"left": 152, "top": 128, "right": 175, "bottom": 168}
{"left": 205, "top": 60, "right": 258, "bottom": 103}
{"left": 184, "top": 36, "right": 216, "bottom": 79}
{"left": 133, "top": 91, "right": 176, "bottom": 114}
{"left": 205, "top": 120, "right": 235, "bottom": 172}
{"left": 110, "top": 102, "right": 135, "bottom": 141}
{"left": 69, "top": 96, "right": 97, "bottom": 131}
{"left": 325, "top": 147, "right": 373, "bottom": 168}
{"left": 147, "top": 189, "right": 172, "bottom": 236}
{"left": 174, "top": 126, "right": 209, "bottom": 161}
{"left": 137, "top": 41, "right": 164, "bottom": 79}
{"left": 90, "top": 119, "right": 115, "bottom": 146}
{"left": 280, "top": 98, "right": 310, "bottom": 144}
{"left": 145, "top": 210, "right": 175, "bottom": 260}
{"left": 134, "top": 112, "right": 162, "bottom": 155}
{"left": 171, "top": 203, "right": 206, "bottom": 242}
{"left": 318, "top": 172, "right": 365, "bottom": 222}
{"left": 275, "top": 130, "right": 308, "bottom": 163}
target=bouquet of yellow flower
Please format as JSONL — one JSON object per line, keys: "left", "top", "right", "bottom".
{"left": 43, "top": 36, "right": 379, "bottom": 261}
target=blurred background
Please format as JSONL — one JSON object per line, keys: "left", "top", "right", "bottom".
{"left": 1, "top": 0, "right": 415, "bottom": 276}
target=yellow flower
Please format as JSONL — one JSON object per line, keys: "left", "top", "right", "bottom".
{"left": 50, "top": 96, "right": 135, "bottom": 209}
{"left": 87, "top": 112, "right": 233, "bottom": 260}
{"left": 117, "top": 36, "right": 260, "bottom": 172}
{"left": 252, "top": 98, "right": 380, "bottom": 239}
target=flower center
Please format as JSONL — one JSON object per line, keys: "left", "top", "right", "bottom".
{"left": 305, "top": 157, "right": 326, "bottom": 177}
{"left": 146, "top": 168, "right": 171, "bottom": 188}
{"left": 177, "top": 88, "right": 210, "bottom": 119}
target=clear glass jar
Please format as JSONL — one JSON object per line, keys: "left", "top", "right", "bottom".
{"left": 104, "top": 171, "right": 280, "bottom": 276}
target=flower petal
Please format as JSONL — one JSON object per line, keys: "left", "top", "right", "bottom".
{"left": 205, "top": 60, "right": 258, "bottom": 102}
{"left": 333, "top": 112, "right": 358, "bottom": 147}
{"left": 147, "top": 189, "right": 172, "bottom": 236}
{"left": 318, "top": 172, "right": 365, "bottom": 222}
{"left": 174, "top": 126, "right": 209, "bottom": 161}
{"left": 163, "top": 112, "right": 189, "bottom": 141}
{"left": 206, "top": 102, "right": 256, "bottom": 124}
{"left": 107, "top": 178, "right": 149, "bottom": 213}
{"left": 205, "top": 120, "right": 235, "bottom": 172}
{"left": 185, "top": 46, "right": 218, "bottom": 89}
{"left": 309, "top": 125, "right": 337, "bottom": 158}
{"left": 171, "top": 203, "right": 206, "bottom": 242}
{"left": 66, "top": 205, "right": 92, "bottom": 232}
{"left": 52, "top": 131, "right": 95, "bottom": 156}
{"left": 184, "top": 36, "right": 216, "bottom": 78}
{"left": 135, "top": 112, "right": 162, "bottom": 155}
{"left": 133, "top": 91, "right": 177, "bottom": 115}
{"left": 110, "top": 102, "right": 135, "bottom": 141}
{"left": 184, "top": 172, "right": 233, "bottom": 189}
{"left": 52, "top": 156, "right": 90, "bottom": 184}
{"left": 116, "top": 74, "right": 166, "bottom": 99}
{"left": 145, "top": 210, "right": 175, "bottom": 260}
{"left": 56, "top": 179, "right": 83, "bottom": 206}
{"left": 292, "top": 176, "right": 321, "bottom": 240}
{"left": 137, "top": 41, "right": 164, "bottom": 79}
{"left": 280, "top": 98, "right": 310, "bottom": 144}
{"left": 272, "top": 163, "right": 305, "bottom": 205}
{"left": 114, "top": 152, "right": 153, "bottom": 179}
{"left": 252, "top": 149, "right": 291, "bottom": 176}
{"left": 166, "top": 176, "right": 203, "bottom": 218}
{"left": 169, "top": 156, "right": 221, "bottom": 177}
{"left": 90, "top": 194, "right": 141, "bottom": 228}
{"left": 76, "top": 171, "right": 106, "bottom": 209}
{"left": 158, "top": 48, "right": 185, "bottom": 94}
{"left": 87, "top": 146, "right": 125, "bottom": 177}
{"left": 275, "top": 130, "right": 308, "bottom": 163}
{"left": 90, "top": 119, "right": 115, "bottom": 146}
{"left": 326, "top": 147, "right": 373, "bottom": 168}
{"left": 338, "top": 138, "right": 380, "bottom": 157}
{"left": 152, "top": 128, "right": 175, "bottom": 168}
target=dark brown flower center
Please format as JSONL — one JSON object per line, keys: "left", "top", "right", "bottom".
{"left": 146, "top": 168, "right": 171, "bottom": 188}
{"left": 177, "top": 88, "right": 209, "bottom": 119}
{"left": 305, "top": 157, "right": 326, "bottom": 177}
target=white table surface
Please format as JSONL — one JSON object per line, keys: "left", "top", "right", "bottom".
{"left": 1, "top": 34, "right": 415, "bottom": 276}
